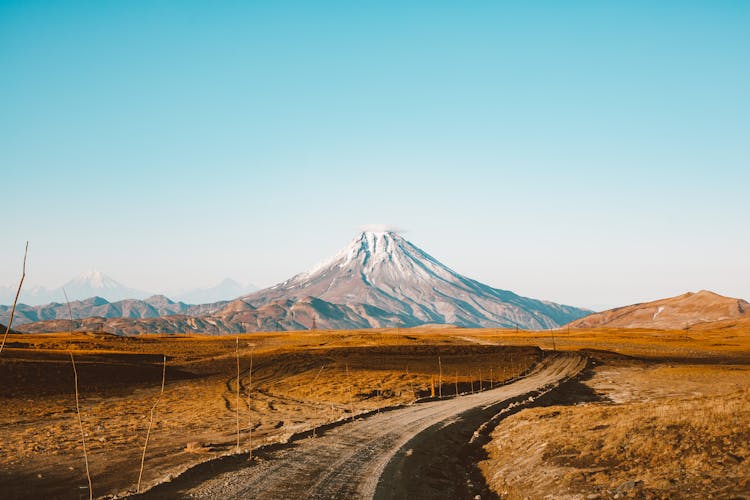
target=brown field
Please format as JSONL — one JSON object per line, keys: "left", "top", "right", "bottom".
{"left": 476, "top": 328, "right": 750, "bottom": 499}
{"left": 0, "top": 329, "right": 538, "bottom": 499}
{"left": 0, "top": 325, "right": 748, "bottom": 499}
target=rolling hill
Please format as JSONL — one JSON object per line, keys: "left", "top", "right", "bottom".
{"left": 568, "top": 290, "right": 749, "bottom": 329}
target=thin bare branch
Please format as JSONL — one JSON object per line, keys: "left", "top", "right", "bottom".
{"left": 70, "top": 352, "right": 93, "bottom": 500}
{"left": 235, "top": 336, "right": 240, "bottom": 453}
{"left": 0, "top": 241, "right": 28, "bottom": 354}
{"left": 137, "top": 354, "right": 167, "bottom": 493}
{"left": 247, "top": 346, "right": 254, "bottom": 461}
{"left": 62, "top": 288, "right": 74, "bottom": 333}
{"left": 309, "top": 363, "right": 326, "bottom": 398}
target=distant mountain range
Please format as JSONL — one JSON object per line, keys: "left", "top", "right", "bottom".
{"left": 0, "top": 271, "right": 257, "bottom": 307}
{"left": 0, "top": 295, "right": 225, "bottom": 327}
{"left": 568, "top": 290, "right": 749, "bottom": 330}
{"left": 15, "top": 231, "right": 591, "bottom": 334}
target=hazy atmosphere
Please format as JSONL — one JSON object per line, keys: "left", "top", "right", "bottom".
{"left": 2, "top": 1, "right": 748, "bottom": 310}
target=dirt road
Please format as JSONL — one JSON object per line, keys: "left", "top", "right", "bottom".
{"left": 139, "top": 352, "right": 586, "bottom": 499}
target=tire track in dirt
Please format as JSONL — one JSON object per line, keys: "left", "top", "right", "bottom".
{"left": 137, "top": 352, "right": 586, "bottom": 499}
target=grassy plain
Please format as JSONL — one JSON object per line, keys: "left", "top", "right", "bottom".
{"left": 476, "top": 326, "right": 750, "bottom": 499}
{"left": 0, "top": 329, "right": 536, "bottom": 499}
{"left": 0, "top": 325, "right": 748, "bottom": 499}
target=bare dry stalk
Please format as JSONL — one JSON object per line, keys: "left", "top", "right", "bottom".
{"left": 63, "top": 289, "right": 74, "bottom": 332}
{"left": 0, "top": 242, "right": 28, "bottom": 355}
{"left": 70, "top": 352, "right": 93, "bottom": 500}
{"left": 438, "top": 356, "right": 442, "bottom": 398}
{"left": 346, "top": 363, "right": 354, "bottom": 413}
{"left": 455, "top": 370, "right": 458, "bottom": 396}
{"left": 310, "top": 363, "right": 326, "bottom": 397}
{"left": 235, "top": 336, "right": 240, "bottom": 453}
{"left": 405, "top": 366, "right": 416, "bottom": 401}
{"left": 248, "top": 347, "right": 254, "bottom": 461}
{"left": 310, "top": 364, "right": 325, "bottom": 437}
{"left": 137, "top": 355, "right": 167, "bottom": 493}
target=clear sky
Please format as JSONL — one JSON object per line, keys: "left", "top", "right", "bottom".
{"left": 2, "top": 1, "right": 748, "bottom": 310}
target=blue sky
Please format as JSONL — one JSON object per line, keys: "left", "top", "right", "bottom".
{"left": 2, "top": 1, "right": 748, "bottom": 309}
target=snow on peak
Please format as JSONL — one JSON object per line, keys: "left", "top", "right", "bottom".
{"left": 73, "top": 270, "right": 117, "bottom": 289}
{"left": 297, "top": 229, "right": 459, "bottom": 289}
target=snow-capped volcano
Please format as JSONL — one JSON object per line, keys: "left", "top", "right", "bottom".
{"left": 236, "top": 231, "right": 589, "bottom": 329}
{"left": 59, "top": 270, "right": 151, "bottom": 302}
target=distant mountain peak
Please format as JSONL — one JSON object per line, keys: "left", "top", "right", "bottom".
{"left": 217, "top": 277, "right": 241, "bottom": 286}
{"left": 145, "top": 294, "right": 177, "bottom": 306}
{"left": 68, "top": 270, "right": 118, "bottom": 289}
{"left": 59, "top": 271, "right": 151, "bottom": 302}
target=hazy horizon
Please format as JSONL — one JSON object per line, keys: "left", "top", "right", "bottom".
{"left": 3, "top": 2, "right": 748, "bottom": 311}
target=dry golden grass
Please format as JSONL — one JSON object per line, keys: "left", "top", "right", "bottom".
{"left": 0, "top": 329, "right": 537, "bottom": 499}
{"left": 454, "top": 325, "right": 750, "bottom": 361}
{"left": 481, "top": 362, "right": 750, "bottom": 498}
{"left": 1, "top": 325, "right": 748, "bottom": 499}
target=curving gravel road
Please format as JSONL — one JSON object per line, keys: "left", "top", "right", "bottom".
{"left": 140, "top": 352, "right": 586, "bottom": 499}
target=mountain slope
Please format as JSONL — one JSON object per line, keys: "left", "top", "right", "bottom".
{"left": 568, "top": 290, "right": 749, "bottom": 329}
{"left": 235, "top": 231, "right": 589, "bottom": 330}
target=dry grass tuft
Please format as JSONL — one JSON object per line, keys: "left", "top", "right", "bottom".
{"left": 137, "top": 354, "right": 167, "bottom": 493}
